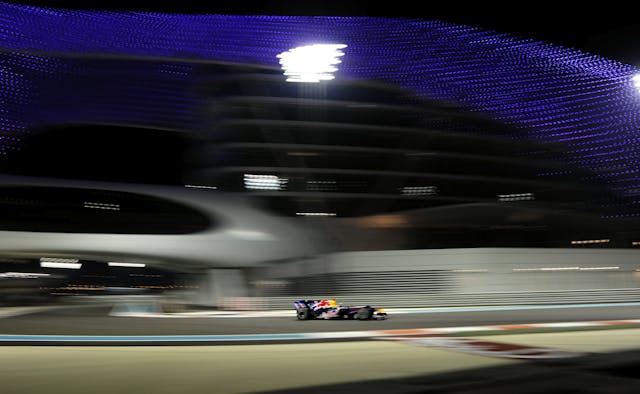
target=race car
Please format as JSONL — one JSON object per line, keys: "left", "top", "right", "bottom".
{"left": 294, "top": 299, "right": 388, "bottom": 320}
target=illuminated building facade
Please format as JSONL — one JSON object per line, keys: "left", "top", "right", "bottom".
{"left": 1, "top": 4, "right": 639, "bottom": 250}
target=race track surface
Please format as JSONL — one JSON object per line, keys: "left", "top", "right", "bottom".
{"left": 0, "top": 304, "right": 638, "bottom": 336}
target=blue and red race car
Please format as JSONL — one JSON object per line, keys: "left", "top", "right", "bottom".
{"left": 294, "top": 299, "right": 388, "bottom": 320}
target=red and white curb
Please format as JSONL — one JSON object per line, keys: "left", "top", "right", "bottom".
{"left": 304, "top": 319, "right": 640, "bottom": 341}
{"left": 377, "top": 335, "right": 584, "bottom": 359}
{"left": 369, "top": 320, "right": 640, "bottom": 359}
{"left": 372, "top": 320, "right": 640, "bottom": 336}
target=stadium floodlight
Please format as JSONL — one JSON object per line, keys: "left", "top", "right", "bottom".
{"left": 0, "top": 272, "right": 51, "bottom": 278}
{"left": 40, "top": 261, "right": 82, "bottom": 269}
{"left": 39, "top": 257, "right": 81, "bottom": 269}
{"left": 108, "top": 262, "right": 146, "bottom": 268}
{"left": 244, "top": 174, "right": 288, "bottom": 190}
{"left": 277, "top": 44, "right": 347, "bottom": 82}
{"left": 633, "top": 73, "right": 640, "bottom": 92}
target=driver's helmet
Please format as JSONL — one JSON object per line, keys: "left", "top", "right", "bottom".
{"left": 328, "top": 298, "right": 338, "bottom": 308}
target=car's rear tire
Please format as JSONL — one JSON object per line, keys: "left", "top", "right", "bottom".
{"left": 355, "top": 306, "right": 373, "bottom": 320}
{"left": 297, "top": 307, "right": 313, "bottom": 320}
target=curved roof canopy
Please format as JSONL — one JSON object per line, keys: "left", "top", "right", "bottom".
{"left": 1, "top": 4, "right": 639, "bottom": 213}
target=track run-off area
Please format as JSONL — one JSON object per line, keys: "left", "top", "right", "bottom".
{"left": 2, "top": 302, "right": 640, "bottom": 393}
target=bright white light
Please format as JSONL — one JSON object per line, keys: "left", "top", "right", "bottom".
{"left": 570, "top": 239, "right": 610, "bottom": 245}
{"left": 632, "top": 73, "right": 640, "bottom": 92}
{"left": 40, "top": 262, "right": 82, "bottom": 269}
{"left": 277, "top": 44, "right": 347, "bottom": 83}
{"left": 498, "top": 193, "right": 534, "bottom": 202}
{"left": 0, "top": 272, "right": 51, "bottom": 278}
{"left": 244, "top": 174, "right": 288, "bottom": 190}
{"left": 84, "top": 202, "right": 120, "bottom": 211}
{"left": 108, "top": 262, "right": 146, "bottom": 268}
{"left": 184, "top": 184, "right": 218, "bottom": 190}
{"left": 296, "top": 212, "right": 337, "bottom": 216}
{"left": 401, "top": 186, "right": 438, "bottom": 196}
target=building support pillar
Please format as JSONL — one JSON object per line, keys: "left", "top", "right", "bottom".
{"left": 193, "top": 268, "right": 248, "bottom": 308}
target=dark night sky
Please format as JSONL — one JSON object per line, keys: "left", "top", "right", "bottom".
{"left": 22, "top": 1, "right": 640, "bottom": 65}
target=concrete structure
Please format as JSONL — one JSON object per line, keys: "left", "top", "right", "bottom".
{"left": 0, "top": 174, "right": 327, "bottom": 306}
{"left": 3, "top": 5, "right": 640, "bottom": 306}
{"left": 0, "top": 175, "right": 326, "bottom": 270}
{"left": 248, "top": 248, "right": 640, "bottom": 308}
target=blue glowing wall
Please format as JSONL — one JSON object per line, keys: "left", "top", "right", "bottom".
{"left": 1, "top": 3, "right": 640, "bottom": 210}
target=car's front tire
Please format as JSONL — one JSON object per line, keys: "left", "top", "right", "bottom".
{"left": 355, "top": 306, "right": 373, "bottom": 320}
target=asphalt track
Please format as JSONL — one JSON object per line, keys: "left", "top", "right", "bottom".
{"left": 0, "top": 303, "right": 638, "bottom": 336}
{"left": 2, "top": 305, "right": 640, "bottom": 393}
{"left": 3, "top": 329, "right": 640, "bottom": 394}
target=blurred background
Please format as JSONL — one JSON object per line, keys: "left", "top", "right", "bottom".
{"left": 1, "top": 2, "right": 640, "bottom": 310}
{"left": 4, "top": 3, "right": 640, "bottom": 394}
